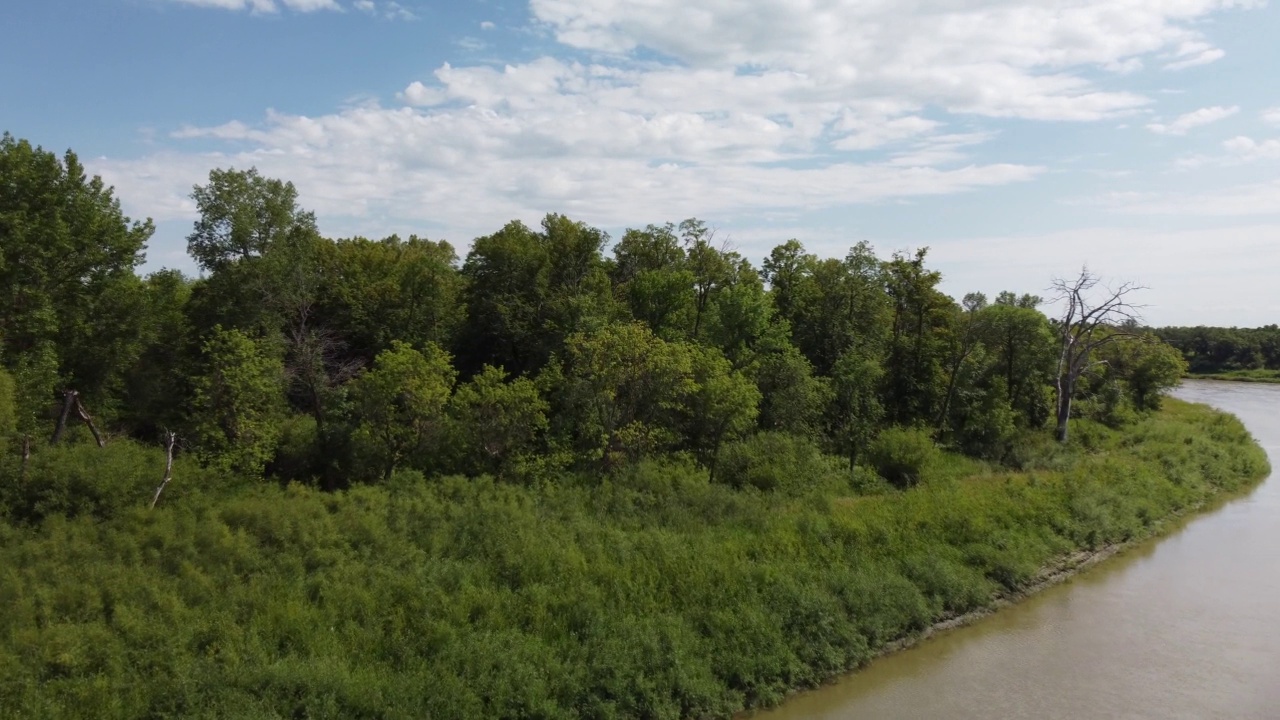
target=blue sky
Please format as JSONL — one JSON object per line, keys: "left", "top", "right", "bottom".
{"left": 5, "top": 0, "right": 1280, "bottom": 325}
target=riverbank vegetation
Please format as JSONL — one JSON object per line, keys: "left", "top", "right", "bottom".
{"left": 0, "top": 133, "right": 1269, "bottom": 718}
{"left": 1154, "top": 325, "right": 1280, "bottom": 381}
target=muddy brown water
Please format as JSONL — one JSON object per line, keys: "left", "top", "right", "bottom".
{"left": 751, "top": 380, "right": 1280, "bottom": 720}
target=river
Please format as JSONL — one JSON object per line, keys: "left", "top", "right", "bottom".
{"left": 752, "top": 380, "right": 1280, "bottom": 720}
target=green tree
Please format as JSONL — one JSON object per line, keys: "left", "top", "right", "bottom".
{"left": 186, "top": 167, "right": 317, "bottom": 273}
{"left": 750, "top": 337, "right": 831, "bottom": 438}
{"left": 191, "top": 326, "right": 287, "bottom": 476}
{"left": 882, "top": 248, "right": 953, "bottom": 426}
{"left": 459, "top": 215, "right": 613, "bottom": 377}
{"left": 611, "top": 223, "right": 695, "bottom": 339}
{"left": 350, "top": 341, "right": 456, "bottom": 479}
{"left": 449, "top": 365, "right": 549, "bottom": 477}
{"left": 683, "top": 346, "right": 761, "bottom": 479}
{"left": 549, "top": 323, "right": 695, "bottom": 469}
{"left": 827, "top": 350, "right": 885, "bottom": 470}
{"left": 0, "top": 133, "right": 152, "bottom": 411}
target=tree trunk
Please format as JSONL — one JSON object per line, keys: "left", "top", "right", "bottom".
{"left": 150, "top": 432, "right": 178, "bottom": 509}
{"left": 74, "top": 396, "right": 106, "bottom": 448}
{"left": 1055, "top": 377, "right": 1073, "bottom": 442}
{"left": 50, "top": 386, "right": 76, "bottom": 443}
{"left": 20, "top": 434, "right": 31, "bottom": 481}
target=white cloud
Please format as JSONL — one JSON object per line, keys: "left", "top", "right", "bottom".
{"left": 1223, "top": 136, "right": 1280, "bottom": 161}
{"left": 529, "top": 0, "right": 1251, "bottom": 120}
{"left": 1146, "top": 105, "right": 1239, "bottom": 135}
{"left": 1162, "top": 41, "right": 1227, "bottom": 70}
{"left": 96, "top": 89, "right": 1042, "bottom": 239}
{"left": 112, "top": 0, "right": 1265, "bottom": 268}
{"left": 352, "top": 0, "right": 414, "bottom": 19}
{"left": 162, "top": 0, "right": 279, "bottom": 12}
{"left": 1101, "top": 179, "right": 1280, "bottom": 217}
{"left": 1262, "top": 107, "right": 1280, "bottom": 125}
{"left": 170, "top": 0, "right": 343, "bottom": 11}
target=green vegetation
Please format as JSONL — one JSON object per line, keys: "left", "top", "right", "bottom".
{"left": 0, "top": 133, "right": 1267, "bottom": 718}
{"left": 1154, "top": 325, "right": 1280, "bottom": 379}
{"left": 0, "top": 401, "right": 1267, "bottom": 719}
{"left": 1188, "top": 369, "right": 1280, "bottom": 384}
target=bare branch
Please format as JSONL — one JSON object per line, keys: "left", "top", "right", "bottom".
{"left": 150, "top": 431, "right": 178, "bottom": 510}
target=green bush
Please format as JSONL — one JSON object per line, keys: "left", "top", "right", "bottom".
{"left": 716, "top": 431, "right": 848, "bottom": 493}
{"left": 0, "top": 440, "right": 166, "bottom": 524}
{"left": 866, "top": 426, "right": 939, "bottom": 488}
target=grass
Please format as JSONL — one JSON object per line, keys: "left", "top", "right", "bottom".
{"left": 0, "top": 399, "right": 1269, "bottom": 719}
{"left": 1189, "top": 368, "right": 1280, "bottom": 384}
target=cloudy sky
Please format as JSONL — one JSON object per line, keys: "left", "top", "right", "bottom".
{"left": 6, "top": 0, "right": 1280, "bottom": 325}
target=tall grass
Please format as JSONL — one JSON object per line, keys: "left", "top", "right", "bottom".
{"left": 0, "top": 400, "right": 1268, "bottom": 719}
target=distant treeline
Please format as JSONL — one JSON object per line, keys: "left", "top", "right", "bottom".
{"left": 1151, "top": 326, "right": 1280, "bottom": 375}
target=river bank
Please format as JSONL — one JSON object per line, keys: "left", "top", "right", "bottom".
{"left": 1187, "top": 369, "right": 1280, "bottom": 383}
{"left": 0, "top": 398, "right": 1270, "bottom": 719}
{"left": 746, "top": 380, "right": 1280, "bottom": 720}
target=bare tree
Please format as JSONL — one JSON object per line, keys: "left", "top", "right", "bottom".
{"left": 150, "top": 431, "right": 178, "bottom": 509}
{"left": 1050, "top": 268, "right": 1146, "bottom": 442}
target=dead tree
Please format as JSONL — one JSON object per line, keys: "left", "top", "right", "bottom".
{"left": 150, "top": 431, "right": 178, "bottom": 509}
{"left": 49, "top": 390, "right": 106, "bottom": 447}
{"left": 1050, "top": 269, "right": 1145, "bottom": 442}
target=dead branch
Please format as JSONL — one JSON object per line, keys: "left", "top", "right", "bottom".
{"left": 73, "top": 395, "right": 105, "bottom": 448}
{"left": 150, "top": 431, "right": 178, "bottom": 509}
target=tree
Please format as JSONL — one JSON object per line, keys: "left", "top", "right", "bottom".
{"left": 882, "top": 248, "right": 953, "bottom": 426}
{"left": 449, "top": 365, "right": 549, "bottom": 478}
{"left": 683, "top": 347, "right": 760, "bottom": 480}
{"left": 1049, "top": 269, "right": 1145, "bottom": 442}
{"left": 548, "top": 323, "right": 695, "bottom": 469}
{"left": 458, "top": 215, "right": 613, "bottom": 377}
{"left": 187, "top": 167, "right": 317, "bottom": 273}
{"left": 827, "top": 350, "right": 885, "bottom": 470}
{"left": 0, "top": 133, "right": 153, "bottom": 413}
{"left": 190, "top": 327, "right": 287, "bottom": 476}
{"left": 349, "top": 341, "right": 456, "bottom": 479}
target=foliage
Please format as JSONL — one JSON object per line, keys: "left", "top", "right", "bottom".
{"left": 0, "top": 133, "right": 152, "bottom": 411}
{"left": 0, "top": 400, "right": 1266, "bottom": 719}
{"left": 190, "top": 327, "right": 287, "bottom": 477}
{"left": 186, "top": 167, "right": 317, "bottom": 273}
{"left": 865, "top": 426, "right": 939, "bottom": 488}
{"left": 448, "top": 365, "right": 549, "bottom": 478}
{"left": 349, "top": 341, "right": 456, "bottom": 479}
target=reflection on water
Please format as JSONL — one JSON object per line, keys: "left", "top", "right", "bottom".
{"left": 752, "top": 381, "right": 1280, "bottom": 720}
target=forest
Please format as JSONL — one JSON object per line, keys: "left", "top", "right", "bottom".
{"left": 0, "top": 133, "right": 1268, "bottom": 719}
{"left": 1153, "top": 325, "right": 1280, "bottom": 382}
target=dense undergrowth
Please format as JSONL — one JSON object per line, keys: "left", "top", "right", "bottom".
{"left": 0, "top": 399, "right": 1269, "bottom": 720}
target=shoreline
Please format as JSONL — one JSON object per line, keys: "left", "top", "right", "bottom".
{"left": 737, "top": 485, "right": 1259, "bottom": 719}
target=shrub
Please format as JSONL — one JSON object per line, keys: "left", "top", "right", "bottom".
{"left": 716, "top": 431, "right": 847, "bottom": 493}
{"left": 866, "top": 426, "right": 939, "bottom": 488}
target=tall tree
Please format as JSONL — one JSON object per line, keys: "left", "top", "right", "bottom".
{"left": 1049, "top": 268, "right": 1144, "bottom": 442}
{"left": 459, "top": 215, "right": 612, "bottom": 377}
{"left": 187, "top": 167, "right": 317, "bottom": 274}
{"left": 0, "top": 133, "right": 152, "bottom": 412}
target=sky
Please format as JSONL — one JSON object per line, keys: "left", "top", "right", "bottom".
{"left": 4, "top": 0, "right": 1280, "bottom": 326}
